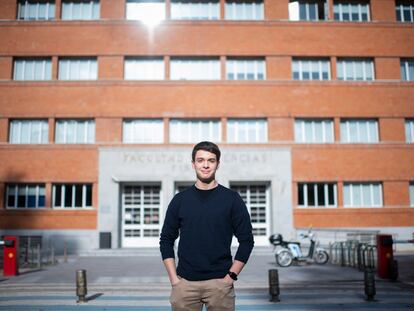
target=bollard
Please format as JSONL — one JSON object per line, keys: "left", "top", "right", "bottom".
{"left": 364, "top": 268, "right": 376, "bottom": 301}
{"left": 37, "top": 244, "right": 41, "bottom": 269}
{"left": 76, "top": 269, "right": 88, "bottom": 303}
{"left": 268, "top": 269, "right": 280, "bottom": 302}
{"left": 64, "top": 241, "right": 68, "bottom": 263}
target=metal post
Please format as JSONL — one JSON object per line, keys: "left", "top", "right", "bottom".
{"left": 340, "top": 242, "right": 345, "bottom": 267}
{"left": 64, "top": 241, "right": 68, "bottom": 263}
{"left": 51, "top": 245, "right": 55, "bottom": 265}
{"left": 364, "top": 268, "right": 376, "bottom": 301}
{"left": 268, "top": 269, "right": 280, "bottom": 302}
{"left": 37, "top": 244, "right": 41, "bottom": 269}
{"left": 76, "top": 269, "right": 88, "bottom": 303}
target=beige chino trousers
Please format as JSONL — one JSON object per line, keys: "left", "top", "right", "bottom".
{"left": 170, "top": 277, "right": 235, "bottom": 311}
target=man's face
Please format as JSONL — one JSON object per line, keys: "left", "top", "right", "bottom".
{"left": 192, "top": 150, "right": 220, "bottom": 184}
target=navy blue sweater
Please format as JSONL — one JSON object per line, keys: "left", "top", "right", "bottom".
{"left": 160, "top": 184, "right": 254, "bottom": 281}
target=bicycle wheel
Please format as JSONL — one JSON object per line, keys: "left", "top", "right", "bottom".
{"left": 314, "top": 250, "right": 329, "bottom": 264}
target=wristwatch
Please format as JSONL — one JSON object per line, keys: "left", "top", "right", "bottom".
{"left": 228, "top": 271, "right": 238, "bottom": 281}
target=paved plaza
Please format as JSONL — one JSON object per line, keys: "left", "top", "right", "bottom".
{"left": 0, "top": 247, "right": 413, "bottom": 310}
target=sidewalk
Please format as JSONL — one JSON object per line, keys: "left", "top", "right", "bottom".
{"left": 0, "top": 248, "right": 413, "bottom": 310}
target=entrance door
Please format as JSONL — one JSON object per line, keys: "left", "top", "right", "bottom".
{"left": 121, "top": 184, "right": 161, "bottom": 247}
{"left": 230, "top": 183, "right": 270, "bottom": 245}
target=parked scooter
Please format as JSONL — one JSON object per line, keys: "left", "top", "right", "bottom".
{"left": 269, "top": 230, "right": 329, "bottom": 267}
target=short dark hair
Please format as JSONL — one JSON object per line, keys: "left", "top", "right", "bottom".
{"left": 192, "top": 141, "right": 221, "bottom": 162}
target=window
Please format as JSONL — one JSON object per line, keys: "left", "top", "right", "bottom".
{"left": 396, "top": 1, "right": 414, "bottom": 22}
{"left": 6, "top": 184, "right": 45, "bottom": 208}
{"left": 226, "top": 58, "right": 266, "bottom": 80}
{"left": 55, "top": 119, "right": 95, "bottom": 143}
{"left": 170, "top": 58, "right": 220, "bottom": 80}
{"left": 289, "top": 0, "right": 328, "bottom": 21}
{"left": 410, "top": 183, "right": 414, "bottom": 207}
{"left": 230, "top": 184, "right": 268, "bottom": 236}
{"left": 401, "top": 59, "right": 414, "bottom": 81}
{"left": 58, "top": 58, "right": 97, "bottom": 80}
{"left": 62, "top": 0, "right": 100, "bottom": 20}
{"left": 343, "top": 183, "right": 382, "bottom": 207}
{"left": 333, "top": 1, "right": 370, "bottom": 21}
{"left": 292, "top": 58, "right": 330, "bottom": 80}
{"left": 227, "top": 119, "right": 267, "bottom": 143}
{"left": 225, "top": 0, "right": 264, "bottom": 20}
{"left": 126, "top": 0, "right": 165, "bottom": 21}
{"left": 170, "top": 119, "right": 221, "bottom": 143}
{"left": 13, "top": 58, "right": 52, "bottom": 81}
{"left": 124, "top": 57, "right": 164, "bottom": 80}
{"left": 9, "top": 119, "right": 48, "bottom": 144}
{"left": 53, "top": 184, "right": 92, "bottom": 208}
{"left": 171, "top": 0, "right": 220, "bottom": 20}
{"left": 405, "top": 119, "right": 414, "bottom": 143}
{"left": 298, "top": 183, "right": 337, "bottom": 207}
{"left": 17, "top": 0, "right": 55, "bottom": 20}
{"left": 295, "top": 119, "right": 334, "bottom": 143}
{"left": 337, "top": 58, "right": 374, "bottom": 81}
{"left": 123, "top": 119, "right": 164, "bottom": 143}
{"left": 340, "top": 119, "right": 378, "bottom": 143}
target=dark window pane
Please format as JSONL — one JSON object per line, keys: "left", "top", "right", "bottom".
{"left": 343, "top": 12, "right": 349, "bottom": 20}
{"left": 54, "top": 185, "right": 61, "bottom": 206}
{"left": 299, "top": 4, "right": 307, "bottom": 19}
{"left": 75, "top": 185, "right": 83, "bottom": 207}
{"left": 308, "top": 184, "right": 315, "bottom": 206}
{"left": 334, "top": 12, "right": 339, "bottom": 20}
{"left": 237, "top": 73, "right": 244, "bottom": 80}
{"left": 303, "top": 72, "right": 310, "bottom": 80}
{"left": 257, "top": 73, "right": 264, "bottom": 80}
{"left": 27, "top": 195, "right": 36, "bottom": 207}
{"left": 64, "top": 185, "right": 73, "bottom": 207}
{"left": 7, "top": 194, "right": 15, "bottom": 207}
{"left": 298, "top": 184, "right": 304, "bottom": 205}
{"left": 18, "top": 192, "right": 26, "bottom": 207}
{"left": 317, "top": 184, "right": 325, "bottom": 206}
{"left": 227, "top": 73, "right": 234, "bottom": 80}
{"left": 247, "top": 73, "right": 254, "bottom": 80}
{"left": 293, "top": 72, "right": 300, "bottom": 80}
{"left": 328, "top": 184, "right": 335, "bottom": 205}
{"left": 86, "top": 184, "right": 92, "bottom": 206}
{"left": 38, "top": 195, "right": 45, "bottom": 207}
{"left": 312, "top": 71, "right": 319, "bottom": 80}
{"left": 322, "top": 72, "right": 328, "bottom": 80}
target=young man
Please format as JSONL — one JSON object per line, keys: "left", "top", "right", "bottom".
{"left": 160, "top": 141, "right": 254, "bottom": 311}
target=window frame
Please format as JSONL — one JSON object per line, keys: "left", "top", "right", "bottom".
{"left": 6, "top": 184, "right": 46, "bottom": 209}
{"left": 292, "top": 58, "right": 331, "bottom": 81}
{"left": 124, "top": 57, "right": 165, "bottom": 80}
{"left": 61, "top": 0, "right": 100, "bottom": 20}
{"left": 405, "top": 119, "right": 414, "bottom": 143}
{"left": 9, "top": 119, "right": 49, "bottom": 144}
{"left": 333, "top": 1, "right": 370, "bottom": 22}
{"left": 401, "top": 58, "right": 414, "bottom": 81}
{"left": 337, "top": 58, "right": 375, "bottom": 81}
{"left": 55, "top": 119, "right": 95, "bottom": 144}
{"left": 297, "top": 182, "right": 338, "bottom": 208}
{"left": 17, "top": 0, "right": 55, "bottom": 20}
{"left": 225, "top": 0, "right": 264, "bottom": 20}
{"left": 396, "top": 1, "right": 414, "bottom": 22}
{"left": 171, "top": 0, "right": 220, "bottom": 20}
{"left": 169, "top": 119, "right": 221, "bottom": 143}
{"left": 13, "top": 57, "right": 52, "bottom": 81}
{"left": 52, "top": 183, "right": 93, "bottom": 209}
{"left": 126, "top": 0, "right": 166, "bottom": 21}
{"left": 58, "top": 57, "right": 98, "bottom": 80}
{"left": 170, "top": 57, "right": 221, "bottom": 80}
{"left": 227, "top": 118, "right": 268, "bottom": 143}
{"left": 343, "top": 182, "right": 383, "bottom": 207}
{"left": 294, "top": 118, "right": 334, "bottom": 143}
{"left": 226, "top": 57, "right": 266, "bottom": 80}
{"left": 340, "top": 119, "right": 379, "bottom": 143}
{"left": 123, "top": 119, "right": 164, "bottom": 143}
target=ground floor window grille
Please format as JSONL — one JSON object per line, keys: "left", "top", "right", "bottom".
{"left": 6, "top": 184, "right": 45, "bottom": 208}
{"left": 298, "top": 183, "right": 337, "bottom": 207}
{"left": 230, "top": 183, "right": 268, "bottom": 237}
{"left": 410, "top": 183, "right": 414, "bottom": 207}
{"left": 52, "top": 184, "right": 92, "bottom": 208}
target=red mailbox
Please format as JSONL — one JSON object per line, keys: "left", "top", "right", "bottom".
{"left": 376, "top": 234, "right": 393, "bottom": 279}
{"left": 2, "top": 236, "right": 19, "bottom": 276}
